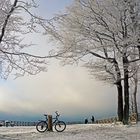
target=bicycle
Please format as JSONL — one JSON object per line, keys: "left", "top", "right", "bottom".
{"left": 36, "top": 111, "right": 66, "bottom": 133}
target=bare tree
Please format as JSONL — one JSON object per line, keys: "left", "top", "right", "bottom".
{"left": 43, "top": 0, "right": 140, "bottom": 124}
{"left": 0, "top": 0, "right": 51, "bottom": 79}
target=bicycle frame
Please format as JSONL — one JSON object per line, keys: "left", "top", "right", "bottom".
{"left": 44, "top": 111, "right": 60, "bottom": 125}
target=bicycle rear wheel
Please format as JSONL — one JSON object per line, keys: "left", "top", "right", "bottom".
{"left": 54, "top": 121, "right": 66, "bottom": 132}
{"left": 36, "top": 121, "right": 48, "bottom": 133}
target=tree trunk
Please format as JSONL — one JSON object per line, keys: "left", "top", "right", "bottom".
{"left": 116, "top": 82, "right": 123, "bottom": 121}
{"left": 123, "top": 56, "right": 129, "bottom": 125}
{"left": 114, "top": 59, "right": 123, "bottom": 122}
{"left": 133, "top": 77, "right": 138, "bottom": 121}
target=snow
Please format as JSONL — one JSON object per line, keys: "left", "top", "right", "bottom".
{"left": 0, "top": 123, "right": 140, "bottom": 140}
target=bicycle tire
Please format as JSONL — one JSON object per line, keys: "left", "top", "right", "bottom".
{"left": 54, "top": 121, "right": 66, "bottom": 132}
{"left": 36, "top": 121, "right": 48, "bottom": 133}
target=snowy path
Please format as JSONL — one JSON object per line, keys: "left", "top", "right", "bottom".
{"left": 0, "top": 123, "right": 140, "bottom": 140}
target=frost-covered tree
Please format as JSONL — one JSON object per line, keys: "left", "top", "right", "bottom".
{"left": 43, "top": 0, "right": 140, "bottom": 124}
{"left": 0, "top": 0, "right": 49, "bottom": 79}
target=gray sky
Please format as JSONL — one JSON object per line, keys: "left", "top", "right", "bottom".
{"left": 0, "top": 0, "right": 139, "bottom": 122}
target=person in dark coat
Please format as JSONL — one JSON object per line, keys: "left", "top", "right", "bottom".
{"left": 84, "top": 118, "right": 88, "bottom": 124}
{"left": 91, "top": 116, "right": 95, "bottom": 123}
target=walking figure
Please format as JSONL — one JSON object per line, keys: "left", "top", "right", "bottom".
{"left": 84, "top": 118, "right": 88, "bottom": 124}
{"left": 91, "top": 116, "right": 95, "bottom": 123}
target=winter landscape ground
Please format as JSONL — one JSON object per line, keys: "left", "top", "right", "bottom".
{"left": 0, "top": 123, "right": 140, "bottom": 140}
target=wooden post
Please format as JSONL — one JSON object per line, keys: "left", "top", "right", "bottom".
{"left": 48, "top": 115, "right": 53, "bottom": 131}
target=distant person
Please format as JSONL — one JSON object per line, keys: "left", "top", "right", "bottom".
{"left": 91, "top": 116, "right": 95, "bottom": 123}
{"left": 85, "top": 118, "right": 88, "bottom": 124}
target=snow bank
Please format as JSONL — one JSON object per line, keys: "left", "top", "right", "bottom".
{"left": 0, "top": 123, "right": 140, "bottom": 140}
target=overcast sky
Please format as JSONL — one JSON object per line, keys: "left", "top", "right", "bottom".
{"left": 0, "top": 0, "right": 139, "bottom": 122}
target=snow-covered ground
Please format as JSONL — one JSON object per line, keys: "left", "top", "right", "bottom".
{"left": 0, "top": 123, "right": 140, "bottom": 140}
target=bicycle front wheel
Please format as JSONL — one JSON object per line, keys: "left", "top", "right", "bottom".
{"left": 54, "top": 121, "right": 66, "bottom": 132}
{"left": 36, "top": 121, "right": 48, "bottom": 133}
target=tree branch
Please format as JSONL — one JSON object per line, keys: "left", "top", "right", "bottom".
{"left": 0, "top": 0, "right": 18, "bottom": 43}
{"left": 86, "top": 49, "right": 114, "bottom": 62}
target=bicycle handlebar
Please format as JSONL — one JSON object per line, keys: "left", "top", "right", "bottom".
{"left": 43, "top": 111, "right": 60, "bottom": 118}
{"left": 55, "top": 111, "right": 60, "bottom": 117}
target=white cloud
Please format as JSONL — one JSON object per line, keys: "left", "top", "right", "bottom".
{"left": 0, "top": 62, "right": 117, "bottom": 119}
